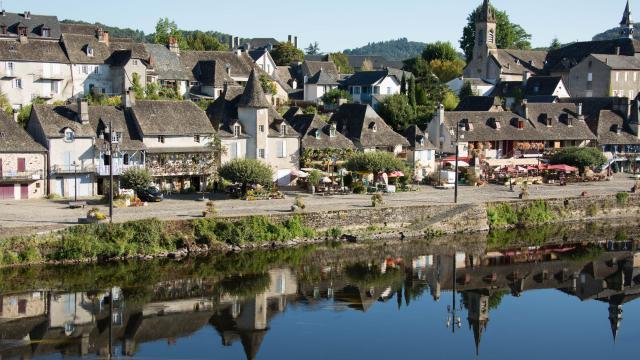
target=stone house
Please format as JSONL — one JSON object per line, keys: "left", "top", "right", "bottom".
{"left": 29, "top": 97, "right": 146, "bottom": 197}
{"left": 127, "top": 96, "right": 216, "bottom": 192}
{"left": 568, "top": 54, "right": 640, "bottom": 98}
{"left": 331, "top": 103, "right": 410, "bottom": 155}
{"left": 403, "top": 125, "right": 437, "bottom": 181}
{"left": 207, "top": 70, "right": 301, "bottom": 186}
{"left": 0, "top": 111, "right": 47, "bottom": 200}
{"left": 144, "top": 42, "right": 191, "bottom": 98}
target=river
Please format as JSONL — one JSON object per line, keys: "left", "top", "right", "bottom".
{"left": 0, "top": 224, "right": 639, "bottom": 359}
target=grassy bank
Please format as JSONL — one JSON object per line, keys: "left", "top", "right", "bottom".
{"left": 0, "top": 216, "right": 316, "bottom": 266}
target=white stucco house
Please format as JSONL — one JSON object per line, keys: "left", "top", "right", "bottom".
{"left": 342, "top": 69, "right": 403, "bottom": 105}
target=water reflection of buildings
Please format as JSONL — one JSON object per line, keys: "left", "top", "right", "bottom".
{"left": 2, "top": 242, "right": 640, "bottom": 359}
{"left": 0, "top": 268, "right": 297, "bottom": 360}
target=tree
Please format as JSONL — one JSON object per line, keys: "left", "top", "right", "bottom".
{"left": 186, "top": 31, "right": 225, "bottom": 51}
{"left": 271, "top": 42, "right": 304, "bottom": 66}
{"left": 442, "top": 91, "right": 460, "bottom": 111}
{"left": 218, "top": 159, "right": 274, "bottom": 194}
{"left": 459, "top": 81, "right": 474, "bottom": 100}
{"left": 459, "top": 5, "right": 532, "bottom": 63}
{"left": 428, "top": 59, "right": 465, "bottom": 83}
{"left": 422, "top": 41, "right": 460, "bottom": 62}
{"left": 400, "top": 73, "right": 407, "bottom": 95}
{"left": 153, "top": 18, "right": 185, "bottom": 48}
{"left": 549, "top": 147, "right": 607, "bottom": 173}
{"left": 259, "top": 75, "right": 277, "bottom": 95}
{"left": 361, "top": 58, "right": 374, "bottom": 71}
{"left": 346, "top": 151, "right": 407, "bottom": 174}
{"left": 549, "top": 37, "right": 562, "bottom": 51}
{"left": 321, "top": 89, "right": 351, "bottom": 105}
{"left": 131, "top": 72, "right": 144, "bottom": 99}
{"left": 305, "top": 41, "right": 320, "bottom": 55}
{"left": 330, "top": 52, "right": 354, "bottom": 74}
{"left": 408, "top": 77, "right": 417, "bottom": 112}
{"left": 377, "top": 94, "right": 415, "bottom": 131}
{"left": 120, "top": 168, "right": 152, "bottom": 193}
{"left": 0, "top": 92, "right": 11, "bottom": 117}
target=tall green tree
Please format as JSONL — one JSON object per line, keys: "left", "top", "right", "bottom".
{"left": 459, "top": 81, "right": 474, "bottom": 100}
{"left": 549, "top": 37, "right": 562, "bottom": 51}
{"left": 120, "top": 168, "right": 152, "bottom": 193}
{"left": 186, "top": 31, "right": 225, "bottom": 51}
{"left": 400, "top": 73, "right": 407, "bottom": 95}
{"left": 153, "top": 18, "right": 185, "bottom": 48}
{"left": 305, "top": 41, "right": 320, "bottom": 55}
{"left": 271, "top": 42, "right": 305, "bottom": 66}
{"left": 330, "top": 53, "right": 354, "bottom": 74}
{"left": 377, "top": 94, "right": 415, "bottom": 131}
{"left": 218, "top": 159, "right": 274, "bottom": 195}
{"left": 429, "top": 59, "right": 465, "bottom": 83}
{"left": 422, "top": 41, "right": 460, "bottom": 62}
{"left": 408, "top": 77, "right": 417, "bottom": 112}
{"left": 459, "top": 5, "right": 532, "bottom": 63}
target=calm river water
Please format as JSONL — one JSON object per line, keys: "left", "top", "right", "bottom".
{"left": 1, "top": 224, "right": 640, "bottom": 359}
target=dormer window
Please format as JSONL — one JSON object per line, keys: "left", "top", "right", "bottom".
{"left": 18, "top": 26, "right": 27, "bottom": 37}
{"left": 233, "top": 124, "right": 241, "bottom": 137}
{"left": 418, "top": 137, "right": 425, "bottom": 146}
{"left": 369, "top": 122, "right": 377, "bottom": 132}
{"left": 0, "top": 25, "right": 7, "bottom": 35}
{"left": 329, "top": 124, "right": 336, "bottom": 138}
{"left": 281, "top": 124, "right": 287, "bottom": 135}
{"left": 194, "top": 135, "right": 200, "bottom": 143}
{"left": 517, "top": 119, "right": 525, "bottom": 129}
{"left": 64, "top": 129, "right": 75, "bottom": 142}
{"left": 86, "top": 47, "right": 94, "bottom": 57}
{"left": 315, "top": 129, "right": 321, "bottom": 139}
{"left": 41, "top": 27, "right": 50, "bottom": 37}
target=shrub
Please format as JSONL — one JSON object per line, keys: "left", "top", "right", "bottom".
{"left": 327, "top": 227, "right": 343, "bottom": 239}
{"left": 293, "top": 196, "right": 306, "bottom": 209}
{"left": 616, "top": 192, "right": 629, "bottom": 206}
{"left": 219, "top": 159, "right": 274, "bottom": 194}
{"left": 487, "top": 203, "right": 518, "bottom": 227}
{"left": 120, "top": 168, "right": 152, "bottom": 193}
{"left": 371, "top": 193, "right": 384, "bottom": 207}
{"left": 518, "top": 200, "right": 555, "bottom": 226}
{"left": 307, "top": 170, "right": 322, "bottom": 187}
{"left": 193, "top": 218, "right": 218, "bottom": 245}
{"left": 346, "top": 151, "right": 407, "bottom": 174}
{"left": 352, "top": 182, "right": 366, "bottom": 194}
{"left": 549, "top": 147, "right": 607, "bottom": 173}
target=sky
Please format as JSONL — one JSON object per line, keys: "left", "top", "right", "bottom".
{"left": 10, "top": 0, "right": 633, "bottom": 52}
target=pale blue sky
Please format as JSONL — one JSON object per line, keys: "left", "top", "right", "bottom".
{"left": 10, "top": 0, "right": 632, "bottom": 52}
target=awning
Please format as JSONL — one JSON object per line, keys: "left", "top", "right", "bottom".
{"left": 483, "top": 158, "right": 540, "bottom": 167}
{"left": 444, "top": 160, "right": 470, "bottom": 167}
{"left": 547, "top": 164, "right": 578, "bottom": 172}
{"left": 290, "top": 169, "right": 309, "bottom": 178}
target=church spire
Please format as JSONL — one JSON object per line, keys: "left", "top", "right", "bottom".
{"left": 477, "top": 0, "right": 496, "bottom": 23}
{"left": 621, "top": 0, "right": 634, "bottom": 39}
{"left": 609, "top": 302, "right": 623, "bottom": 343}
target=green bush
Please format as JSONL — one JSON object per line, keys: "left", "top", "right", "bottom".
{"left": 327, "top": 227, "right": 343, "bottom": 239}
{"left": 517, "top": 200, "right": 556, "bottom": 226}
{"left": 487, "top": 203, "right": 518, "bottom": 227}
{"left": 549, "top": 147, "right": 607, "bottom": 172}
{"left": 616, "top": 192, "right": 629, "bottom": 206}
{"left": 352, "top": 182, "right": 366, "bottom": 194}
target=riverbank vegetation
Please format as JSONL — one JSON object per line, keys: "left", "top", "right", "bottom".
{"left": 487, "top": 200, "right": 556, "bottom": 228}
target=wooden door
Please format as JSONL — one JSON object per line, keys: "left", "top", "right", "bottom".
{"left": 20, "top": 184, "right": 28, "bottom": 199}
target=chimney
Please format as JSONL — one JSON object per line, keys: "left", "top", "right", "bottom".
{"left": 294, "top": 36, "right": 298, "bottom": 48}
{"left": 1, "top": 10, "right": 6, "bottom": 16}
{"left": 522, "top": 71, "right": 531, "bottom": 86}
{"left": 234, "top": 37, "right": 240, "bottom": 49}
{"left": 630, "top": 98, "right": 640, "bottom": 137}
{"left": 615, "top": 46, "right": 621, "bottom": 55}
{"left": 168, "top": 36, "right": 180, "bottom": 55}
{"left": 288, "top": 35, "right": 292, "bottom": 44}
{"left": 522, "top": 99, "right": 529, "bottom": 120}
{"left": 18, "top": 34, "right": 28, "bottom": 44}
{"left": 24, "top": 11, "right": 31, "bottom": 20}
{"left": 121, "top": 89, "right": 136, "bottom": 108}
{"left": 97, "top": 28, "right": 110, "bottom": 46}
{"left": 77, "top": 98, "right": 89, "bottom": 125}
{"left": 228, "top": 35, "right": 234, "bottom": 49}
{"left": 577, "top": 102, "right": 585, "bottom": 121}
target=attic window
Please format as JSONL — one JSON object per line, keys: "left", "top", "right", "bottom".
{"left": 314, "top": 129, "right": 321, "bottom": 139}
{"left": 233, "top": 124, "right": 241, "bottom": 137}
{"left": 419, "top": 137, "right": 425, "bottom": 146}
{"left": 18, "top": 26, "right": 27, "bottom": 37}
{"left": 517, "top": 119, "right": 525, "bottom": 129}
{"left": 64, "top": 129, "right": 75, "bottom": 142}
{"left": 86, "top": 47, "right": 94, "bottom": 57}
{"left": 329, "top": 124, "right": 337, "bottom": 138}
{"left": 369, "top": 122, "right": 378, "bottom": 132}
{"left": 41, "top": 27, "right": 50, "bottom": 37}
{"left": 613, "top": 124, "right": 622, "bottom": 134}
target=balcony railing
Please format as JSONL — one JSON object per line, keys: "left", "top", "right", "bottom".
{"left": 0, "top": 170, "right": 43, "bottom": 182}
{"left": 51, "top": 164, "right": 96, "bottom": 174}
{"left": 32, "top": 70, "right": 65, "bottom": 82}
{"left": 96, "top": 164, "right": 144, "bottom": 176}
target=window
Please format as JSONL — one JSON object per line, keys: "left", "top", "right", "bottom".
{"left": 194, "top": 135, "right": 200, "bottom": 143}
{"left": 13, "top": 78, "right": 22, "bottom": 89}
{"left": 42, "top": 28, "right": 50, "bottom": 37}
{"left": 233, "top": 124, "right": 241, "bottom": 137}
{"left": 82, "top": 65, "right": 89, "bottom": 74}
{"left": 6, "top": 61, "right": 14, "bottom": 76}
{"left": 478, "top": 30, "right": 485, "bottom": 45}
{"left": 103, "top": 153, "right": 110, "bottom": 166}
{"left": 369, "top": 122, "right": 377, "bottom": 132}
{"left": 64, "top": 129, "right": 75, "bottom": 142}
{"left": 329, "top": 125, "right": 336, "bottom": 138}
{"left": 18, "top": 300, "right": 27, "bottom": 314}
{"left": 587, "top": 72, "right": 593, "bottom": 82}
{"left": 616, "top": 72, "right": 620, "bottom": 82}
{"left": 133, "top": 59, "right": 138, "bottom": 66}
{"left": 258, "top": 125, "right": 265, "bottom": 133}
{"left": 94, "top": 66, "right": 99, "bottom": 74}
{"left": 158, "top": 135, "right": 165, "bottom": 143}
{"left": 635, "top": 72, "right": 638, "bottom": 82}
{"left": 352, "top": 86, "right": 361, "bottom": 95}
{"left": 51, "top": 81, "right": 59, "bottom": 94}
{"left": 87, "top": 47, "right": 94, "bottom": 57}
{"left": 315, "top": 129, "right": 321, "bottom": 139}
{"left": 258, "top": 148, "right": 265, "bottom": 159}
{"left": 18, "top": 26, "right": 27, "bottom": 36}
{"left": 278, "top": 141, "right": 287, "bottom": 158}
{"left": 387, "top": 87, "right": 392, "bottom": 94}
{"left": 626, "top": 72, "right": 629, "bottom": 82}
{"left": 488, "top": 30, "right": 495, "bottom": 44}
{"left": 123, "top": 153, "right": 129, "bottom": 165}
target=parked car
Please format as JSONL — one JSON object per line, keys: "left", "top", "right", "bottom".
{"left": 138, "top": 188, "right": 164, "bottom": 202}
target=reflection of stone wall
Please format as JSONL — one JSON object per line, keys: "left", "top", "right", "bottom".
{"left": 146, "top": 152, "right": 217, "bottom": 177}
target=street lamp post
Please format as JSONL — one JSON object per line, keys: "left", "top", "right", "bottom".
{"left": 450, "top": 121, "right": 464, "bottom": 204}
{"left": 103, "top": 121, "right": 119, "bottom": 223}
{"left": 72, "top": 161, "right": 78, "bottom": 202}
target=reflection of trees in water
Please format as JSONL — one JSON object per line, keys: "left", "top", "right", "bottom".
{"left": 344, "top": 262, "right": 404, "bottom": 289}
{"left": 216, "top": 273, "right": 271, "bottom": 299}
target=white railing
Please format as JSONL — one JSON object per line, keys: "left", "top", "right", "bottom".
{"left": 96, "top": 164, "right": 144, "bottom": 176}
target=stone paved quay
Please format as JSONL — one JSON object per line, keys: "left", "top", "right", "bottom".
{"left": 0, "top": 175, "right": 637, "bottom": 238}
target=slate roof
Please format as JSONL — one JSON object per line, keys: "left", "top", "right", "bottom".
{"left": 207, "top": 86, "right": 299, "bottom": 139}
{"left": 289, "top": 113, "right": 355, "bottom": 150}
{"left": 524, "top": 103, "right": 597, "bottom": 141}
{"left": 455, "top": 96, "right": 503, "bottom": 111}
{"left": 60, "top": 23, "right": 101, "bottom": 36}
{"left": 386, "top": 67, "right": 414, "bottom": 81}
{"left": 61, "top": 33, "right": 149, "bottom": 65}
{"left": 341, "top": 70, "right": 390, "bottom": 87}
{"left": 0, "top": 11, "right": 61, "bottom": 40}
{"left": 544, "top": 38, "right": 640, "bottom": 73}
{"left": 179, "top": 50, "right": 255, "bottom": 82}
{"left": 0, "top": 112, "right": 46, "bottom": 153}
{"left": 588, "top": 110, "right": 640, "bottom": 145}
{"left": 489, "top": 81, "right": 524, "bottom": 97}
{"left": 238, "top": 70, "right": 272, "bottom": 108}
{"left": 404, "top": 124, "right": 435, "bottom": 150}
{"left": 242, "top": 38, "right": 280, "bottom": 50}
{"left": 492, "top": 49, "right": 547, "bottom": 75}
{"left": 0, "top": 39, "right": 68, "bottom": 63}
{"left": 144, "top": 43, "right": 191, "bottom": 80}
{"left": 301, "top": 61, "right": 339, "bottom": 79}
{"left": 591, "top": 54, "right": 640, "bottom": 70}
{"left": 131, "top": 100, "right": 215, "bottom": 136}
{"left": 197, "top": 60, "right": 234, "bottom": 87}
{"left": 31, "top": 103, "right": 145, "bottom": 150}
{"left": 331, "top": 104, "right": 409, "bottom": 148}
{"left": 247, "top": 49, "right": 269, "bottom": 62}
{"left": 441, "top": 111, "right": 539, "bottom": 142}
{"left": 525, "top": 76, "right": 563, "bottom": 96}
{"left": 306, "top": 67, "right": 339, "bottom": 85}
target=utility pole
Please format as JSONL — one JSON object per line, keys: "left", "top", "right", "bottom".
{"left": 73, "top": 161, "right": 78, "bottom": 202}
{"left": 109, "top": 120, "right": 114, "bottom": 223}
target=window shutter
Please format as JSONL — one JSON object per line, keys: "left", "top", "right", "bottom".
{"left": 280, "top": 141, "right": 287, "bottom": 158}
{"left": 231, "top": 142, "right": 238, "bottom": 159}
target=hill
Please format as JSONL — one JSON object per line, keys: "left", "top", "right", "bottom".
{"left": 343, "top": 38, "right": 427, "bottom": 61}
{"left": 593, "top": 24, "right": 640, "bottom": 41}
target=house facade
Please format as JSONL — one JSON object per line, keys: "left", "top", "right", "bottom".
{"left": 342, "top": 70, "right": 402, "bottom": 105}
{"left": 207, "top": 71, "right": 301, "bottom": 186}
{"left": 568, "top": 54, "right": 640, "bottom": 98}
{"left": 404, "top": 125, "right": 437, "bottom": 181}
{"left": 0, "top": 111, "right": 47, "bottom": 200}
